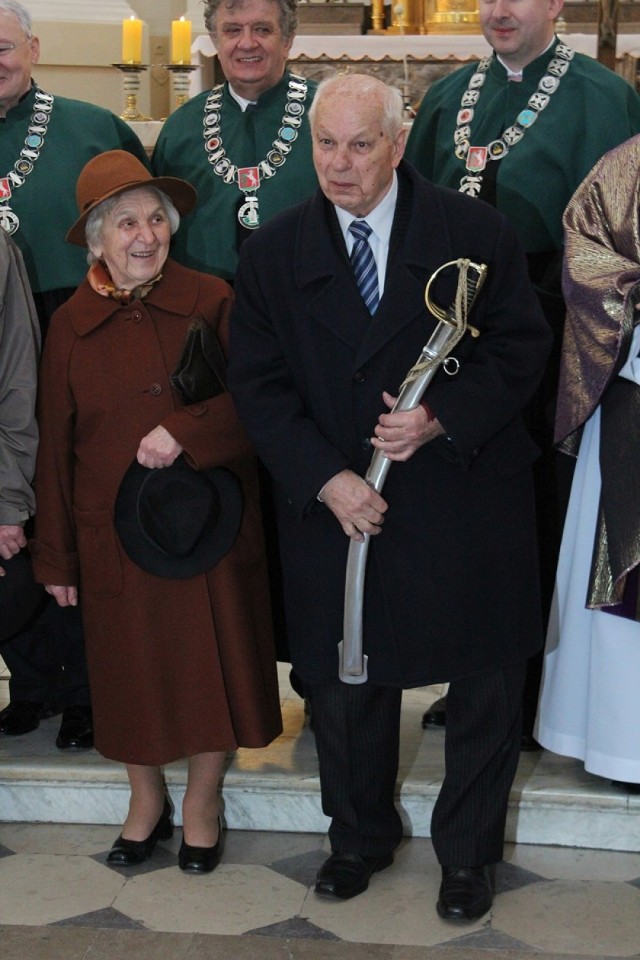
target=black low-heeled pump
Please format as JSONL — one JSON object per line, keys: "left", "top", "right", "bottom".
{"left": 178, "top": 816, "right": 224, "bottom": 874}
{"left": 107, "top": 797, "right": 173, "bottom": 865}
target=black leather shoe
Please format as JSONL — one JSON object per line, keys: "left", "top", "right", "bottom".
{"left": 179, "top": 817, "right": 224, "bottom": 874}
{"left": 0, "top": 700, "right": 57, "bottom": 736}
{"left": 315, "top": 851, "right": 393, "bottom": 900}
{"left": 56, "top": 705, "right": 94, "bottom": 750}
{"left": 421, "top": 695, "right": 447, "bottom": 729}
{"left": 436, "top": 866, "right": 493, "bottom": 921}
{"left": 107, "top": 798, "right": 173, "bottom": 865}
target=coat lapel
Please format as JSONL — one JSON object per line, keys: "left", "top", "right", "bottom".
{"left": 294, "top": 191, "right": 371, "bottom": 351}
{"left": 293, "top": 168, "right": 457, "bottom": 368}
{"left": 355, "top": 166, "right": 455, "bottom": 368}
{"left": 66, "top": 260, "right": 201, "bottom": 337}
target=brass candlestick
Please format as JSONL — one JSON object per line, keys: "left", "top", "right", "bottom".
{"left": 112, "top": 63, "right": 151, "bottom": 122}
{"left": 163, "top": 64, "right": 199, "bottom": 111}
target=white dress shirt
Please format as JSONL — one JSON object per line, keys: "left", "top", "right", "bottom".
{"left": 335, "top": 172, "right": 399, "bottom": 300}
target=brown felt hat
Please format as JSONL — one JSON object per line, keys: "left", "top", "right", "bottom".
{"left": 66, "top": 150, "right": 197, "bottom": 246}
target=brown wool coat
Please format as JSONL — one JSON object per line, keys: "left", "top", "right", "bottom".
{"left": 30, "top": 258, "right": 282, "bottom": 765}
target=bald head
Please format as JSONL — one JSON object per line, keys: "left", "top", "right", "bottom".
{"left": 309, "top": 74, "right": 406, "bottom": 218}
{"left": 309, "top": 73, "right": 404, "bottom": 142}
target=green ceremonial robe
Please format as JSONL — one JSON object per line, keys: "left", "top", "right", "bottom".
{"left": 406, "top": 43, "right": 640, "bottom": 636}
{"left": 405, "top": 43, "right": 640, "bottom": 255}
{"left": 0, "top": 86, "right": 148, "bottom": 294}
{"left": 152, "top": 71, "right": 318, "bottom": 282}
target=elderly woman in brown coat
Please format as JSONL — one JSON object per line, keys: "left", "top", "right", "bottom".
{"left": 30, "top": 151, "right": 281, "bottom": 873}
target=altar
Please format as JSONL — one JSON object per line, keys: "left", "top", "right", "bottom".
{"left": 190, "top": 31, "right": 640, "bottom": 108}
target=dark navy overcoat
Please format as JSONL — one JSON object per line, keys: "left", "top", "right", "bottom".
{"left": 228, "top": 162, "right": 552, "bottom": 687}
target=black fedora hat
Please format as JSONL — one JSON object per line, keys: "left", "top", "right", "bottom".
{"left": 114, "top": 456, "right": 242, "bottom": 580}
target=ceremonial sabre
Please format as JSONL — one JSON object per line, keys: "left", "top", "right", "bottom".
{"left": 338, "top": 258, "right": 488, "bottom": 684}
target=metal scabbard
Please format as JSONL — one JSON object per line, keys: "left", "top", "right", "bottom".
{"left": 338, "top": 259, "right": 487, "bottom": 684}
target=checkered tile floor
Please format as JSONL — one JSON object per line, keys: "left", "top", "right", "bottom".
{"left": 1, "top": 822, "right": 640, "bottom": 959}
{"left": 2, "top": 660, "right": 640, "bottom": 959}
{"left": 2, "top": 795, "right": 640, "bottom": 958}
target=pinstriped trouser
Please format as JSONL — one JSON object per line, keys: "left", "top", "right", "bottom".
{"left": 307, "top": 658, "right": 526, "bottom": 865}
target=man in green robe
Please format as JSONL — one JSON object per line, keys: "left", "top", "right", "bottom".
{"left": 152, "top": 0, "right": 318, "bottom": 284}
{"left": 405, "top": 0, "right": 640, "bottom": 743}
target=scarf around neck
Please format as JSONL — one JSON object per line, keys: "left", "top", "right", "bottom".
{"left": 87, "top": 260, "right": 163, "bottom": 304}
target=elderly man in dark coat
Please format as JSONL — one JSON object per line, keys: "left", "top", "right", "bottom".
{"left": 228, "top": 73, "right": 551, "bottom": 921}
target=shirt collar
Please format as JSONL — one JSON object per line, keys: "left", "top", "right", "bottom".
{"left": 334, "top": 171, "right": 399, "bottom": 248}
{"left": 496, "top": 35, "right": 556, "bottom": 79}
{"left": 227, "top": 84, "right": 257, "bottom": 112}
{"left": 225, "top": 71, "right": 290, "bottom": 112}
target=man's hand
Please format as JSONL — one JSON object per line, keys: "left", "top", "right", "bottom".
{"left": 0, "top": 524, "right": 26, "bottom": 562}
{"left": 136, "top": 426, "right": 183, "bottom": 469}
{"left": 45, "top": 584, "right": 78, "bottom": 607}
{"left": 319, "top": 469, "right": 388, "bottom": 542}
{"left": 370, "top": 390, "right": 445, "bottom": 461}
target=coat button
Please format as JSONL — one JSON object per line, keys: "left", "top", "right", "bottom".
{"left": 149, "top": 383, "right": 162, "bottom": 396}
{"left": 130, "top": 310, "right": 143, "bottom": 323}
{"left": 353, "top": 371, "right": 365, "bottom": 383}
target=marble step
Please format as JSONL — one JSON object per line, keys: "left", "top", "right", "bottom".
{"left": 1, "top": 682, "right": 639, "bottom": 853}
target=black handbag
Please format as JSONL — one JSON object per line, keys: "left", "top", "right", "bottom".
{"left": 171, "top": 318, "right": 228, "bottom": 404}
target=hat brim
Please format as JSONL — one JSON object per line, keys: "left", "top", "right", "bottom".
{"left": 66, "top": 176, "right": 197, "bottom": 247}
{"left": 114, "top": 460, "right": 243, "bottom": 580}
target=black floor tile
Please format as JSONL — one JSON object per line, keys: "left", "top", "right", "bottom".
{"left": 51, "top": 906, "right": 147, "bottom": 930}
{"left": 268, "top": 848, "right": 329, "bottom": 887}
{"left": 246, "top": 916, "right": 341, "bottom": 940}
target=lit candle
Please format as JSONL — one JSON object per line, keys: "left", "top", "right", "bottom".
{"left": 122, "top": 16, "right": 143, "bottom": 63}
{"left": 171, "top": 17, "right": 192, "bottom": 64}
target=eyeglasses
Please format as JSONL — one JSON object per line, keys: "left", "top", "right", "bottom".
{"left": 0, "top": 38, "right": 31, "bottom": 57}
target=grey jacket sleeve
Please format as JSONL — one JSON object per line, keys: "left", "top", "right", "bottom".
{"left": 0, "top": 232, "right": 40, "bottom": 526}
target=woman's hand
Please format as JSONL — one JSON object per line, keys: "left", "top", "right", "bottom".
{"left": 46, "top": 585, "right": 78, "bottom": 607}
{"left": 136, "top": 426, "right": 183, "bottom": 469}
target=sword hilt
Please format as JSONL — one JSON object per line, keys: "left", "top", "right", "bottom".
{"left": 425, "top": 258, "right": 487, "bottom": 337}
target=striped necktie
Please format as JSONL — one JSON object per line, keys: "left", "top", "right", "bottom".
{"left": 348, "top": 219, "right": 379, "bottom": 315}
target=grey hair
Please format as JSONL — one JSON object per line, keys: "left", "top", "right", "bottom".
{"left": 0, "top": 0, "right": 33, "bottom": 35}
{"left": 85, "top": 187, "right": 180, "bottom": 264}
{"left": 308, "top": 74, "right": 404, "bottom": 142}
{"left": 204, "top": 0, "right": 298, "bottom": 40}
